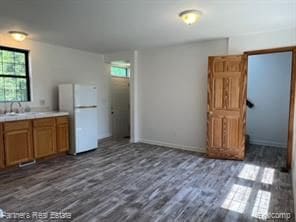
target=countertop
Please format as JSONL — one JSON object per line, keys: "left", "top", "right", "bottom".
{"left": 0, "top": 111, "right": 69, "bottom": 122}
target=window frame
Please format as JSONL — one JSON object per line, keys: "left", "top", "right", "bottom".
{"left": 111, "top": 66, "right": 129, "bottom": 78}
{"left": 0, "top": 45, "right": 31, "bottom": 102}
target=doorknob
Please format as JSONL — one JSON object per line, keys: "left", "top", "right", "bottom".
{"left": 208, "top": 111, "right": 213, "bottom": 115}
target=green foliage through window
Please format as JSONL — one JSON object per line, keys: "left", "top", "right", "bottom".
{"left": 0, "top": 46, "right": 30, "bottom": 102}
{"left": 111, "top": 66, "right": 129, "bottom": 77}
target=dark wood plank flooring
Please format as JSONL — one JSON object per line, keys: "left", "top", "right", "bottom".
{"left": 0, "top": 141, "right": 293, "bottom": 221}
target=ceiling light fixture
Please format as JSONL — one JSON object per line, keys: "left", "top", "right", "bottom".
{"left": 179, "top": 10, "right": 202, "bottom": 25}
{"left": 8, "top": 31, "right": 28, "bottom": 41}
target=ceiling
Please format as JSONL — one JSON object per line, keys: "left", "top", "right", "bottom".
{"left": 0, "top": 0, "right": 295, "bottom": 53}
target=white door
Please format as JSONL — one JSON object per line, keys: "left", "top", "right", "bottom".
{"left": 75, "top": 108, "right": 98, "bottom": 153}
{"left": 74, "top": 84, "right": 97, "bottom": 107}
{"left": 111, "top": 77, "right": 130, "bottom": 139}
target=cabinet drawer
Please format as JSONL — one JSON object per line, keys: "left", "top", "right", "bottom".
{"left": 4, "top": 120, "right": 31, "bottom": 132}
{"left": 33, "top": 118, "right": 55, "bottom": 127}
{"left": 56, "top": 116, "right": 69, "bottom": 125}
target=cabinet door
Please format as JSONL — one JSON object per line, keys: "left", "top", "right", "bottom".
{"left": 0, "top": 124, "right": 4, "bottom": 168}
{"left": 33, "top": 118, "right": 56, "bottom": 158}
{"left": 56, "top": 117, "right": 69, "bottom": 152}
{"left": 4, "top": 121, "right": 33, "bottom": 166}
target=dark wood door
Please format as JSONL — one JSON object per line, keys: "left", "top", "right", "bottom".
{"left": 207, "top": 55, "right": 247, "bottom": 160}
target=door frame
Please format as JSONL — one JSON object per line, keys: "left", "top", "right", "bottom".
{"left": 110, "top": 75, "right": 131, "bottom": 139}
{"left": 244, "top": 46, "right": 296, "bottom": 169}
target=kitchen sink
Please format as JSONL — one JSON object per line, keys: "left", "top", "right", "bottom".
{"left": 4, "top": 112, "right": 27, "bottom": 116}
{"left": 2, "top": 112, "right": 45, "bottom": 116}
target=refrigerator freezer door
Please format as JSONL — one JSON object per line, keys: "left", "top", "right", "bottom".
{"left": 74, "top": 84, "right": 97, "bottom": 107}
{"left": 75, "top": 107, "right": 98, "bottom": 153}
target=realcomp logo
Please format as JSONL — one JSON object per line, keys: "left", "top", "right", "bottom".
{"left": 256, "top": 212, "right": 292, "bottom": 220}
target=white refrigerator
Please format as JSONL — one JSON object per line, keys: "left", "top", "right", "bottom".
{"left": 59, "top": 84, "right": 98, "bottom": 155}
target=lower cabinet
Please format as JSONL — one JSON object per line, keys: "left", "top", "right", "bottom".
{"left": 33, "top": 118, "right": 57, "bottom": 158}
{"left": 4, "top": 120, "right": 34, "bottom": 167}
{"left": 56, "top": 117, "right": 69, "bottom": 152}
{"left": 0, "top": 115, "right": 69, "bottom": 169}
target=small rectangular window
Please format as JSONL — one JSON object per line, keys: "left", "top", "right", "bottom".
{"left": 0, "top": 46, "right": 30, "bottom": 102}
{"left": 111, "top": 66, "right": 129, "bottom": 78}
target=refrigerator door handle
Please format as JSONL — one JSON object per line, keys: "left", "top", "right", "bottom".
{"left": 75, "top": 105, "right": 97, "bottom": 109}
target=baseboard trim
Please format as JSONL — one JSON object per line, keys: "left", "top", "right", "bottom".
{"left": 138, "top": 139, "right": 206, "bottom": 153}
{"left": 249, "top": 138, "right": 287, "bottom": 148}
{"left": 97, "top": 136, "right": 113, "bottom": 145}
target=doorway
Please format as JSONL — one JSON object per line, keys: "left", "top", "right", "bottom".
{"left": 246, "top": 52, "right": 293, "bottom": 166}
{"left": 207, "top": 47, "right": 296, "bottom": 169}
{"left": 110, "top": 61, "right": 131, "bottom": 140}
{"left": 245, "top": 47, "right": 296, "bottom": 169}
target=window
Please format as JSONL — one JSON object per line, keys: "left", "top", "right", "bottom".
{"left": 261, "top": 167, "right": 275, "bottom": 185}
{"left": 238, "top": 164, "right": 260, "bottom": 181}
{"left": 221, "top": 184, "right": 252, "bottom": 213}
{"left": 0, "top": 46, "right": 30, "bottom": 102}
{"left": 111, "top": 66, "right": 129, "bottom": 78}
{"left": 251, "top": 190, "right": 271, "bottom": 219}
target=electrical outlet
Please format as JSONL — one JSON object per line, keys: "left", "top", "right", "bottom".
{"left": 39, "top": 99, "right": 45, "bottom": 106}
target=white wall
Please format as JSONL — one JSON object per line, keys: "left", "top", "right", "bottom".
{"left": 228, "top": 28, "right": 296, "bottom": 54}
{"left": 136, "top": 39, "right": 228, "bottom": 152}
{"left": 247, "top": 52, "right": 292, "bottom": 147}
{"left": 0, "top": 35, "right": 111, "bottom": 139}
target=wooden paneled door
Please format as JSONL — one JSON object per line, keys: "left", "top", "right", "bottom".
{"left": 207, "top": 55, "right": 247, "bottom": 160}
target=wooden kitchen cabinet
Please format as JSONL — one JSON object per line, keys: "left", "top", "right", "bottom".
{"left": 33, "top": 118, "right": 57, "bottom": 158}
{"left": 1, "top": 115, "right": 69, "bottom": 169}
{"left": 56, "top": 117, "right": 69, "bottom": 152}
{"left": 4, "top": 120, "right": 34, "bottom": 166}
{"left": 0, "top": 124, "right": 4, "bottom": 168}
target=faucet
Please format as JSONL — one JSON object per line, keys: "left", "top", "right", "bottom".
{"left": 10, "top": 102, "right": 22, "bottom": 113}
